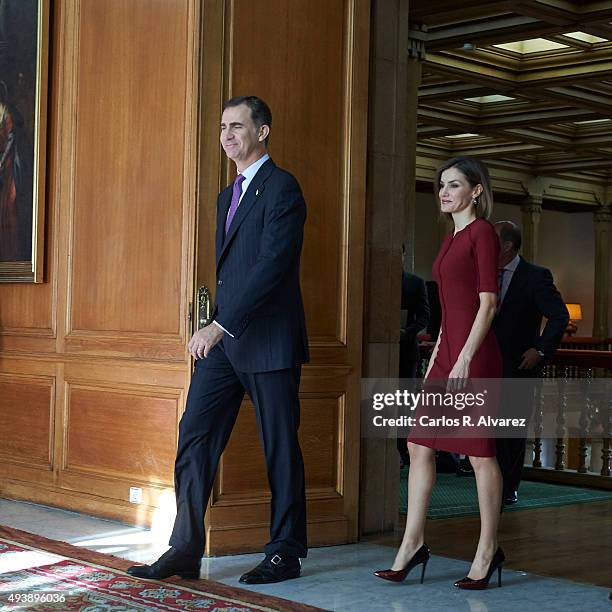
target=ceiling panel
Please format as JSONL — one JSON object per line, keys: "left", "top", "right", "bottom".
{"left": 412, "top": 0, "right": 612, "bottom": 194}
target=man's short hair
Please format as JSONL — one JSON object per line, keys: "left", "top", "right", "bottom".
{"left": 498, "top": 221, "right": 522, "bottom": 252}
{"left": 223, "top": 95, "right": 272, "bottom": 146}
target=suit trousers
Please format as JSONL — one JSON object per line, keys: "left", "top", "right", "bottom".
{"left": 397, "top": 356, "right": 418, "bottom": 465}
{"left": 169, "top": 343, "right": 307, "bottom": 558}
{"left": 496, "top": 437, "right": 527, "bottom": 493}
{"left": 496, "top": 375, "right": 540, "bottom": 493}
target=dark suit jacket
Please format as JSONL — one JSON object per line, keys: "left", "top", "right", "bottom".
{"left": 213, "top": 159, "right": 309, "bottom": 372}
{"left": 493, "top": 257, "right": 568, "bottom": 377}
{"left": 400, "top": 272, "right": 430, "bottom": 363}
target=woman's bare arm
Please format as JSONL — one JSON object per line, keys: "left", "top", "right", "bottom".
{"left": 448, "top": 291, "right": 497, "bottom": 390}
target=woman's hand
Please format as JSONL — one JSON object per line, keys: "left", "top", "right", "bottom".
{"left": 447, "top": 354, "right": 471, "bottom": 392}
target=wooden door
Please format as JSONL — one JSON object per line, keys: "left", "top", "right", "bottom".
{"left": 197, "top": 0, "right": 370, "bottom": 554}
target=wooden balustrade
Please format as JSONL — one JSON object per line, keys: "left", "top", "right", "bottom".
{"left": 559, "top": 336, "right": 612, "bottom": 351}
{"left": 533, "top": 349, "right": 612, "bottom": 487}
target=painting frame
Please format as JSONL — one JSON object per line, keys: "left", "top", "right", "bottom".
{"left": 0, "top": 0, "right": 49, "bottom": 282}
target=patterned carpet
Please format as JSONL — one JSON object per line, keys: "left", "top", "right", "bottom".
{"left": 399, "top": 469, "right": 612, "bottom": 518}
{"left": 0, "top": 526, "right": 324, "bottom": 611}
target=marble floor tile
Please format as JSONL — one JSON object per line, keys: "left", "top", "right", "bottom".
{"left": 1, "top": 498, "right": 610, "bottom": 611}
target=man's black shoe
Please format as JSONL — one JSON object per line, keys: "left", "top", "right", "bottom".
{"left": 239, "top": 553, "right": 301, "bottom": 584}
{"left": 127, "top": 547, "right": 200, "bottom": 580}
{"left": 456, "top": 459, "right": 474, "bottom": 477}
{"left": 503, "top": 490, "right": 518, "bottom": 505}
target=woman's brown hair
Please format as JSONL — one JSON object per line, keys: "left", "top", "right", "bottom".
{"left": 435, "top": 156, "right": 494, "bottom": 220}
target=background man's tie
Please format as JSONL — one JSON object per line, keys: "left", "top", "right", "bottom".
{"left": 496, "top": 268, "right": 507, "bottom": 313}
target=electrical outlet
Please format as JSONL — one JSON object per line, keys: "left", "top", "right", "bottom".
{"left": 129, "top": 487, "right": 142, "bottom": 504}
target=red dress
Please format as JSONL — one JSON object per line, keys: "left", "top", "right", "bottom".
{"left": 409, "top": 218, "right": 502, "bottom": 457}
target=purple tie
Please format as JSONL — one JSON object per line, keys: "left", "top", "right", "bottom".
{"left": 496, "top": 268, "right": 506, "bottom": 313}
{"left": 225, "top": 174, "right": 246, "bottom": 234}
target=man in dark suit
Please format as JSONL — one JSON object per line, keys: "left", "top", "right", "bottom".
{"left": 399, "top": 263, "right": 430, "bottom": 380}
{"left": 493, "top": 221, "right": 568, "bottom": 504}
{"left": 128, "top": 96, "right": 308, "bottom": 584}
{"left": 398, "top": 260, "right": 429, "bottom": 466}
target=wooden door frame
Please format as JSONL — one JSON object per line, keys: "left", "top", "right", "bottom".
{"left": 194, "top": 0, "right": 370, "bottom": 553}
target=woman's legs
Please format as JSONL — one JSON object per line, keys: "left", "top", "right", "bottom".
{"left": 467, "top": 455, "right": 503, "bottom": 579}
{"left": 392, "top": 442, "right": 436, "bottom": 570}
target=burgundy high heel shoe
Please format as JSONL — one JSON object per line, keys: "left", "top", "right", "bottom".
{"left": 374, "top": 544, "right": 430, "bottom": 584}
{"left": 454, "top": 547, "right": 505, "bottom": 590}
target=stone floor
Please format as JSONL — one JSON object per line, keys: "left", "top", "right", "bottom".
{"left": 0, "top": 498, "right": 610, "bottom": 611}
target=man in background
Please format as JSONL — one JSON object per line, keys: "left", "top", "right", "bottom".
{"left": 493, "top": 221, "right": 568, "bottom": 504}
{"left": 398, "top": 247, "right": 430, "bottom": 466}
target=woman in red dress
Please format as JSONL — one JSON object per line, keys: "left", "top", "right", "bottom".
{"left": 375, "top": 157, "right": 505, "bottom": 589}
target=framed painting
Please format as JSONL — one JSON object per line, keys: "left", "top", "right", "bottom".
{"left": 0, "top": 0, "right": 49, "bottom": 282}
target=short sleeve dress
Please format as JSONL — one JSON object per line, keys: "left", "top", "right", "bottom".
{"left": 408, "top": 218, "right": 502, "bottom": 457}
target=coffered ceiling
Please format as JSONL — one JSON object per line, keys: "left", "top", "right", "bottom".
{"left": 411, "top": 0, "right": 612, "bottom": 207}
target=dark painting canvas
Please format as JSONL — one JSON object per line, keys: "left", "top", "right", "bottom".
{"left": 0, "top": 0, "right": 47, "bottom": 281}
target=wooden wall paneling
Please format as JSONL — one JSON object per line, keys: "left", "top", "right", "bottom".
{"left": 230, "top": 0, "right": 345, "bottom": 343}
{"left": 60, "top": 0, "right": 198, "bottom": 361}
{"left": 0, "top": 221, "right": 56, "bottom": 344}
{"left": 69, "top": 0, "right": 187, "bottom": 335}
{"left": 0, "top": 373, "right": 55, "bottom": 468}
{"left": 62, "top": 360, "right": 188, "bottom": 389}
{"left": 205, "top": 520, "right": 351, "bottom": 556}
{"left": 0, "top": 291, "right": 55, "bottom": 344}
{"left": 59, "top": 379, "right": 184, "bottom": 516}
{"left": 0, "top": 355, "right": 58, "bottom": 378}
{"left": 198, "top": 0, "right": 369, "bottom": 553}
{"left": 62, "top": 384, "right": 180, "bottom": 484}
{"left": 0, "top": 357, "right": 58, "bottom": 487}
{"left": 197, "top": 0, "right": 227, "bottom": 299}
{"left": 216, "top": 394, "right": 342, "bottom": 499}
{"left": 55, "top": 0, "right": 200, "bottom": 512}
{"left": 0, "top": 0, "right": 202, "bottom": 526}
{"left": 53, "top": 0, "right": 77, "bottom": 360}
{"left": 0, "top": 335, "right": 56, "bottom": 355}
{"left": 0, "top": 475, "right": 168, "bottom": 527}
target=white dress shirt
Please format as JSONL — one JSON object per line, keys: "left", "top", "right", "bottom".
{"left": 499, "top": 253, "right": 520, "bottom": 304}
{"left": 234, "top": 153, "right": 270, "bottom": 207}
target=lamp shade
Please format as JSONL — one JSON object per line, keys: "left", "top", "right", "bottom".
{"left": 566, "top": 303, "right": 583, "bottom": 321}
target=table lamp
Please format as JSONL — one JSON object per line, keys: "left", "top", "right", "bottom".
{"left": 565, "top": 303, "right": 582, "bottom": 336}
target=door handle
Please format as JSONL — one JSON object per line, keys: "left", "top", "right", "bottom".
{"left": 197, "top": 285, "right": 212, "bottom": 329}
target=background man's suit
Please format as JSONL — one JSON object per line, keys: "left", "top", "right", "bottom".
{"left": 169, "top": 158, "right": 309, "bottom": 559}
{"left": 398, "top": 271, "right": 430, "bottom": 467}
{"left": 493, "top": 256, "right": 568, "bottom": 496}
{"left": 400, "top": 271, "right": 430, "bottom": 379}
